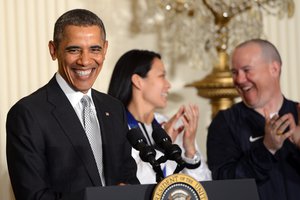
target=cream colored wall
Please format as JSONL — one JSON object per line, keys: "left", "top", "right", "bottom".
{"left": 1, "top": 0, "right": 300, "bottom": 199}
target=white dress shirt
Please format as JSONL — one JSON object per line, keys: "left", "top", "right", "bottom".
{"left": 55, "top": 73, "right": 99, "bottom": 129}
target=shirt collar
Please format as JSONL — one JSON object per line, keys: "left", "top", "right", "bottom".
{"left": 55, "top": 72, "right": 92, "bottom": 107}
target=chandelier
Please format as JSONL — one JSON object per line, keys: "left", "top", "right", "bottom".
{"left": 131, "top": 0, "right": 294, "bottom": 69}
{"left": 131, "top": 0, "right": 294, "bottom": 118}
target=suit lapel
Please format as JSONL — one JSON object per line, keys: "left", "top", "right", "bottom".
{"left": 46, "top": 77, "right": 102, "bottom": 186}
{"left": 92, "top": 92, "right": 110, "bottom": 144}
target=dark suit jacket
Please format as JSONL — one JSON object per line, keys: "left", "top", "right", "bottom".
{"left": 6, "top": 76, "right": 139, "bottom": 200}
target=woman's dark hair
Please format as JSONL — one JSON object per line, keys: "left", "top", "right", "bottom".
{"left": 108, "top": 49, "right": 161, "bottom": 107}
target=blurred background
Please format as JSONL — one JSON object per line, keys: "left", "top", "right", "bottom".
{"left": 1, "top": 0, "right": 300, "bottom": 199}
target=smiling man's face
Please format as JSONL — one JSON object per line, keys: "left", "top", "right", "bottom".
{"left": 231, "top": 43, "right": 278, "bottom": 109}
{"left": 49, "top": 25, "right": 108, "bottom": 93}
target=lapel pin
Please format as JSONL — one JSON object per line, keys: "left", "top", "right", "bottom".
{"left": 105, "top": 112, "right": 110, "bottom": 116}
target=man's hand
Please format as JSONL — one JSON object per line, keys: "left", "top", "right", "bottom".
{"left": 263, "top": 109, "right": 294, "bottom": 154}
{"left": 289, "top": 104, "right": 300, "bottom": 148}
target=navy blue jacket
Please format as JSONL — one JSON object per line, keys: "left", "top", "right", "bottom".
{"left": 207, "top": 98, "right": 300, "bottom": 200}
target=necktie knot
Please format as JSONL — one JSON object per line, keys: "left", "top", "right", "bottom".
{"left": 81, "top": 95, "right": 91, "bottom": 108}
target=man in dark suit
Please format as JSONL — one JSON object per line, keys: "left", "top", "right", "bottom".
{"left": 6, "top": 9, "right": 139, "bottom": 200}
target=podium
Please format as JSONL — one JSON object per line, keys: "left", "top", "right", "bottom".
{"left": 84, "top": 178, "right": 259, "bottom": 200}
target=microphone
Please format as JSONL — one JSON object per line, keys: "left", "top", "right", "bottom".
{"left": 127, "top": 128, "right": 164, "bottom": 181}
{"left": 152, "top": 126, "right": 186, "bottom": 172}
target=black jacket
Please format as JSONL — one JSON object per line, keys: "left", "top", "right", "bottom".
{"left": 6, "top": 76, "right": 139, "bottom": 200}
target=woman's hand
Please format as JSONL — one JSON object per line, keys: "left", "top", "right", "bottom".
{"left": 162, "top": 104, "right": 199, "bottom": 158}
{"left": 181, "top": 104, "right": 199, "bottom": 158}
{"left": 162, "top": 105, "right": 185, "bottom": 142}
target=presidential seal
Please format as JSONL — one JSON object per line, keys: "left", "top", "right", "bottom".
{"left": 152, "top": 174, "right": 208, "bottom": 200}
